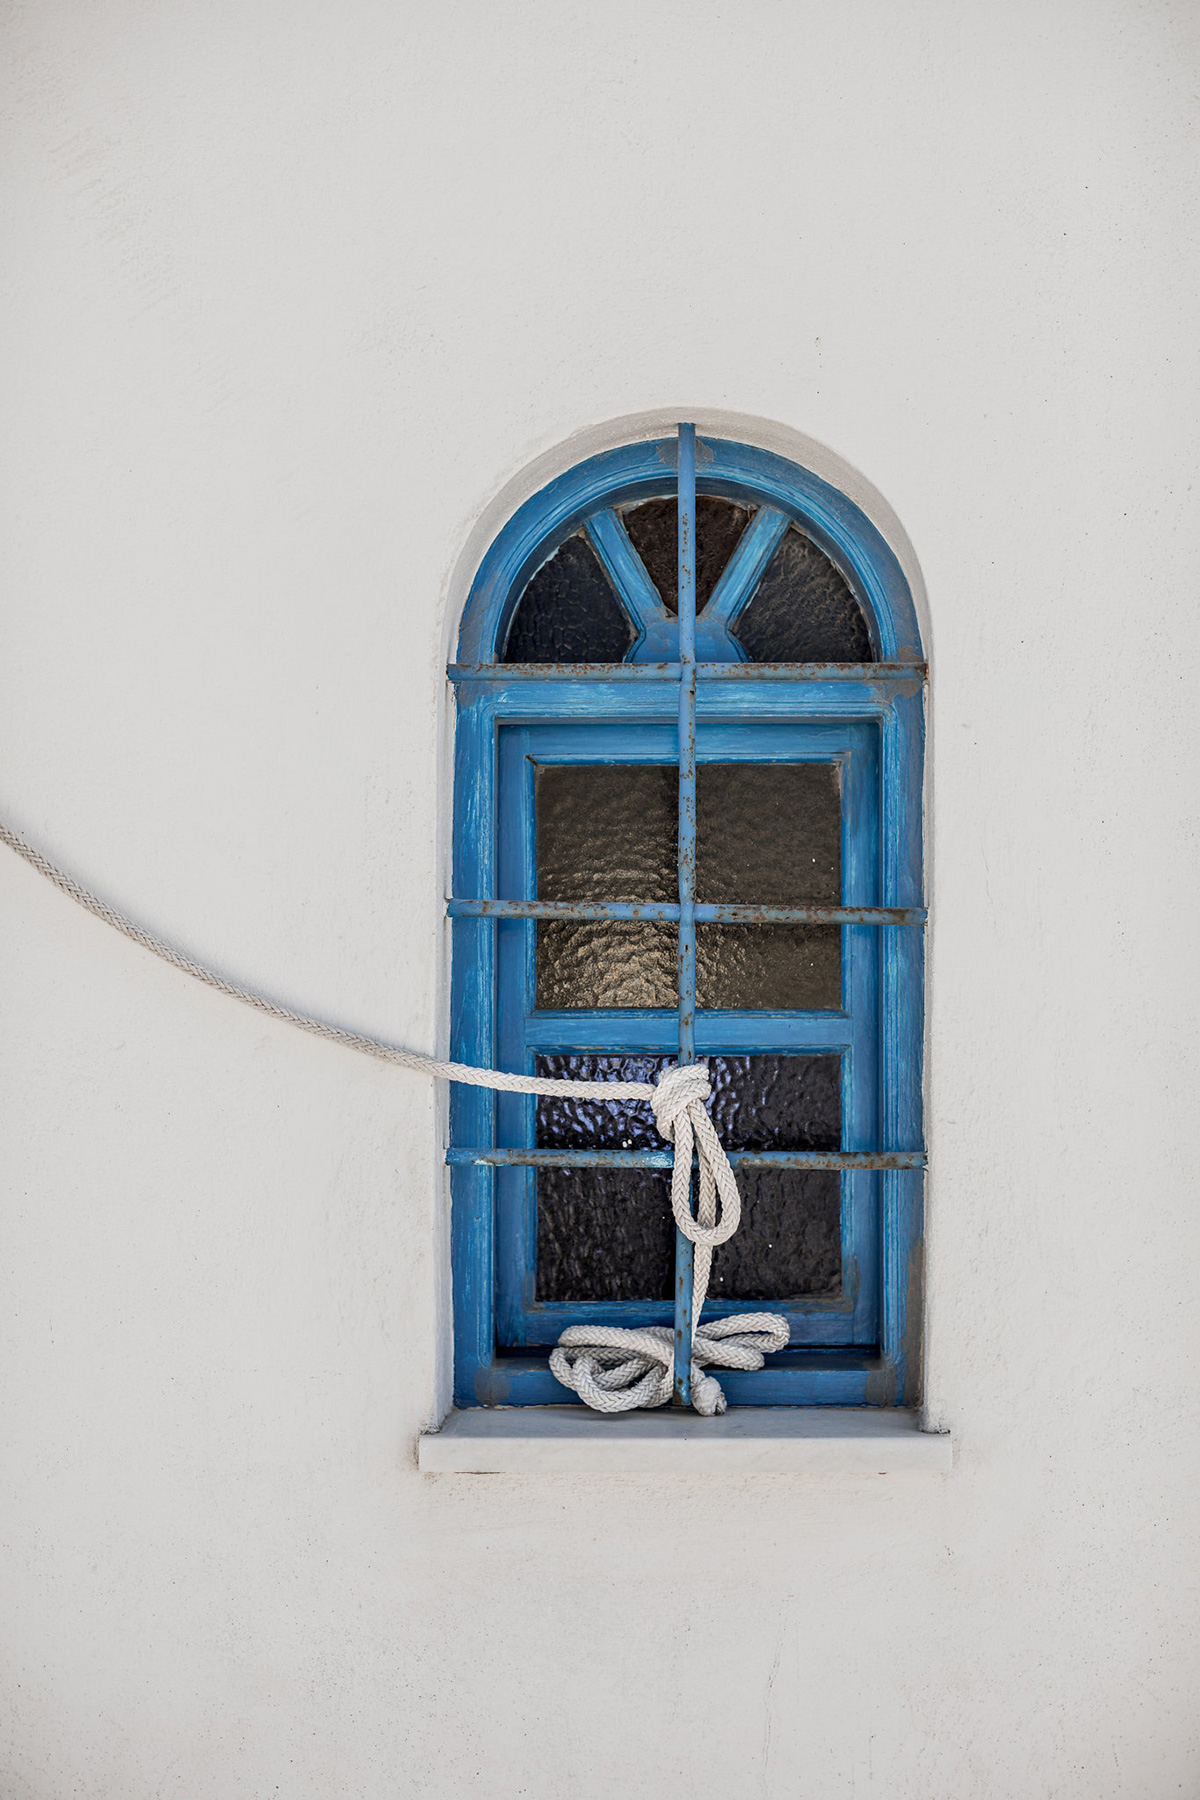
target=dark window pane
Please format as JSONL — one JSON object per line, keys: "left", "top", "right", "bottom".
{"left": 734, "top": 526, "right": 874, "bottom": 662}
{"left": 536, "top": 1168, "right": 675, "bottom": 1302}
{"left": 536, "top": 764, "right": 676, "bottom": 1009}
{"left": 704, "top": 1053, "right": 841, "bottom": 1301}
{"left": 503, "top": 534, "right": 634, "bottom": 663}
{"left": 621, "top": 496, "right": 751, "bottom": 613}
{"left": 533, "top": 1054, "right": 841, "bottom": 1301}
{"left": 708, "top": 1170, "right": 841, "bottom": 1300}
{"left": 706, "top": 1053, "right": 840, "bottom": 1150}
{"left": 534, "top": 1053, "right": 672, "bottom": 1152}
{"left": 534, "top": 1052, "right": 673, "bottom": 1302}
{"left": 696, "top": 763, "right": 841, "bottom": 1010}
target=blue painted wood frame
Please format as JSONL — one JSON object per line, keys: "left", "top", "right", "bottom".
{"left": 450, "top": 436, "right": 925, "bottom": 1409}
{"left": 493, "top": 718, "right": 880, "bottom": 1354}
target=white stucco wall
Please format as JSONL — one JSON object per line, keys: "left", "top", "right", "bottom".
{"left": 2, "top": 3, "right": 1197, "bottom": 1794}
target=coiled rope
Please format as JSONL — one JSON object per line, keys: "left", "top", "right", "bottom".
{"left": 0, "top": 819, "right": 789, "bottom": 1412}
{"left": 550, "top": 1316, "right": 790, "bottom": 1417}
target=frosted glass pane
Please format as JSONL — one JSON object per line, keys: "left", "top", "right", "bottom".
{"left": 534, "top": 1054, "right": 842, "bottom": 1302}
{"left": 503, "top": 534, "right": 634, "bottom": 663}
{"left": 734, "top": 527, "right": 874, "bottom": 662}
{"left": 536, "top": 922, "right": 677, "bottom": 1010}
{"left": 536, "top": 764, "right": 676, "bottom": 1009}
{"left": 696, "top": 762, "right": 841, "bottom": 1010}
{"left": 537, "top": 764, "right": 676, "bottom": 901}
{"left": 707, "top": 1170, "right": 841, "bottom": 1300}
{"left": 533, "top": 762, "right": 844, "bottom": 1010}
{"left": 696, "top": 925, "right": 841, "bottom": 1011}
{"left": 697, "top": 763, "right": 840, "bottom": 902}
{"left": 536, "top": 1169, "right": 674, "bottom": 1302}
{"left": 621, "top": 497, "right": 751, "bottom": 613}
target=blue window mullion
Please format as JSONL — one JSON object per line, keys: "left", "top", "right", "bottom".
{"left": 841, "top": 724, "right": 883, "bottom": 1346}
{"left": 584, "top": 508, "right": 669, "bottom": 651}
{"left": 673, "top": 422, "right": 698, "bottom": 1405}
{"left": 878, "top": 690, "right": 925, "bottom": 1401}
{"left": 450, "top": 695, "right": 500, "bottom": 1406}
{"left": 496, "top": 727, "right": 541, "bottom": 1349}
{"left": 701, "top": 505, "right": 789, "bottom": 636}
{"left": 530, "top": 1011, "right": 855, "bottom": 1055}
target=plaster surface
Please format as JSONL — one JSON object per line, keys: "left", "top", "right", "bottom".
{"left": 2, "top": 3, "right": 1198, "bottom": 1796}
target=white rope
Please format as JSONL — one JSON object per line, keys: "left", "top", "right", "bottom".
{"left": 549, "top": 1315, "right": 790, "bottom": 1417}
{"left": 0, "top": 819, "right": 790, "bottom": 1410}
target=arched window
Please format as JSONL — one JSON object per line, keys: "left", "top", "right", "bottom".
{"left": 449, "top": 427, "right": 925, "bottom": 1408}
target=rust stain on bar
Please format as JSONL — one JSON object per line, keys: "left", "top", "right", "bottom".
{"left": 446, "top": 898, "right": 927, "bottom": 925}
{"left": 448, "top": 661, "right": 928, "bottom": 682}
{"left": 674, "top": 421, "right": 698, "bottom": 1408}
{"left": 446, "top": 1148, "right": 927, "bottom": 1171}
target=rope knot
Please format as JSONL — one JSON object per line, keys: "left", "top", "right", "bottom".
{"left": 648, "top": 1063, "right": 741, "bottom": 1257}
{"left": 650, "top": 1062, "right": 711, "bottom": 1143}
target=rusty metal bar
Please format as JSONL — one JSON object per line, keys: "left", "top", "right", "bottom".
{"left": 674, "top": 422, "right": 697, "bottom": 1406}
{"left": 447, "top": 1148, "right": 927, "bottom": 1171}
{"left": 448, "top": 898, "right": 927, "bottom": 926}
{"left": 448, "top": 661, "right": 927, "bottom": 682}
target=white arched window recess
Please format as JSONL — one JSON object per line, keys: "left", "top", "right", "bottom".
{"left": 448, "top": 426, "right": 925, "bottom": 1409}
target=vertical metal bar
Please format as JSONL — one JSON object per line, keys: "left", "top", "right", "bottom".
{"left": 673, "top": 422, "right": 697, "bottom": 1407}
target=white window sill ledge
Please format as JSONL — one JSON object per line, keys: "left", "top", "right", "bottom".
{"left": 418, "top": 1407, "right": 952, "bottom": 1475}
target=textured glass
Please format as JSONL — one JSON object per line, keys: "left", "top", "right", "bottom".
{"left": 734, "top": 527, "right": 874, "bottom": 663}
{"left": 536, "top": 764, "right": 677, "bottom": 1009}
{"left": 537, "top": 764, "right": 676, "bottom": 901}
{"left": 534, "top": 762, "right": 843, "bottom": 1011}
{"left": 534, "top": 1054, "right": 841, "bottom": 1301}
{"left": 537, "top": 922, "right": 677, "bottom": 1009}
{"left": 536, "top": 1167, "right": 675, "bottom": 1302}
{"left": 697, "top": 765, "right": 840, "bottom": 902}
{"left": 707, "top": 1170, "right": 841, "bottom": 1300}
{"left": 503, "top": 533, "right": 634, "bottom": 663}
{"left": 695, "top": 927, "right": 840, "bottom": 1012}
{"left": 621, "top": 497, "right": 751, "bottom": 613}
{"left": 696, "top": 763, "right": 841, "bottom": 1010}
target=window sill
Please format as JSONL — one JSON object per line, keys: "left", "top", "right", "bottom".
{"left": 418, "top": 1407, "right": 952, "bottom": 1475}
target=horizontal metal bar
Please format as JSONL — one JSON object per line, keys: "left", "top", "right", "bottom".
{"left": 449, "top": 661, "right": 926, "bottom": 683}
{"left": 446, "top": 1148, "right": 926, "bottom": 1170}
{"left": 448, "top": 898, "right": 678, "bottom": 921}
{"left": 696, "top": 661, "right": 925, "bottom": 682}
{"left": 447, "top": 898, "right": 927, "bottom": 926}
{"left": 522, "top": 1011, "right": 855, "bottom": 1052}
{"left": 450, "top": 662, "right": 679, "bottom": 681}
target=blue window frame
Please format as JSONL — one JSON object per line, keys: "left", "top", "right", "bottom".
{"left": 449, "top": 428, "right": 926, "bottom": 1408}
